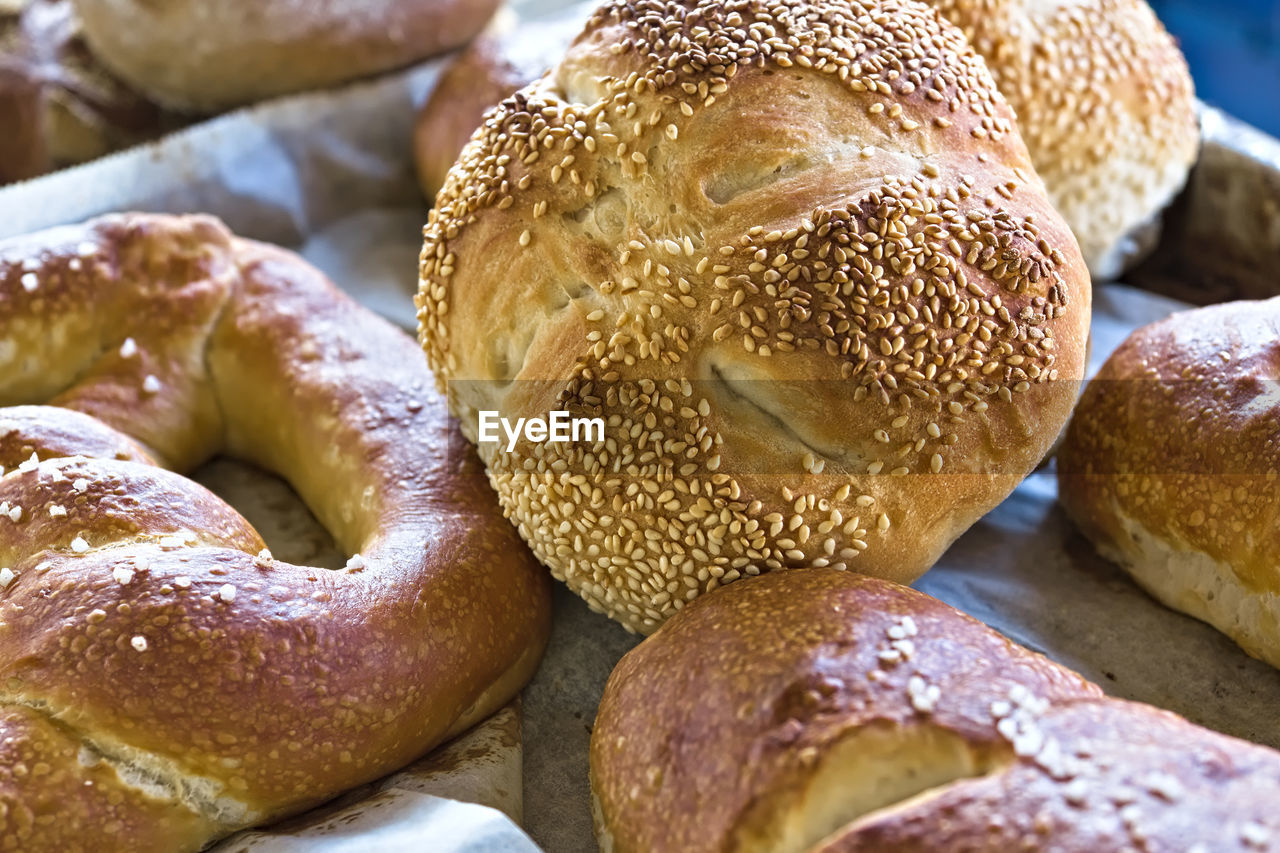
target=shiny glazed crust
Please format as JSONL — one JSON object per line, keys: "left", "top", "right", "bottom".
{"left": 0, "top": 213, "right": 552, "bottom": 851}
{"left": 417, "top": 0, "right": 1091, "bottom": 633}
{"left": 1059, "top": 298, "right": 1280, "bottom": 668}
{"left": 591, "top": 569, "right": 1280, "bottom": 852}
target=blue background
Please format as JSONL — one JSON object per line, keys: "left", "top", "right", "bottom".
{"left": 1152, "top": 0, "right": 1280, "bottom": 136}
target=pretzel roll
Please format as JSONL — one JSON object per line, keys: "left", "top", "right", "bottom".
{"left": 1059, "top": 298, "right": 1280, "bottom": 669}
{"left": 0, "top": 214, "right": 551, "bottom": 850}
{"left": 0, "top": 0, "right": 178, "bottom": 184}
{"left": 417, "top": 0, "right": 1091, "bottom": 633}
{"left": 926, "top": 0, "right": 1199, "bottom": 279}
{"left": 69, "top": 0, "right": 502, "bottom": 112}
{"left": 592, "top": 569, "right": 1280, "bottom": 852}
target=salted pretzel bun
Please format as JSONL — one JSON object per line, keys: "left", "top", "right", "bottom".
{"left": 0, "top": 213, "right": 551, "bottom": 850}
{"left": 1059, "top": 298, "right": 1280, "bottom": 670}
{"left": 418, "top": 0, "right": 1091, "bottom": 633}
{"left": 592, "top": 570, "right": 1280, "bottom": 852}
{"left": 69, "top": 0, "right": 503, "bottom": 111}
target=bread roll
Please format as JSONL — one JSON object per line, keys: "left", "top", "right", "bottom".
{"left": 69, "top": 0, "right": 503, "bottom": 111}
{"left": 417, "top": 0, "right": 1091, "bottom": 633}
{"left": 0, "top": 0, "right": 178, "bottom": 184}
{"left": 592, "top": 569, "right": 1280, "bottom": 852}
{"left": 929, "top": 0, "right": 1199, "bottom": 279}
{"left": 0, "top": 214, "right": 551, "bottom": 850}
{"left": 1059, "top": 297, "right": 1280, "bottom": 670}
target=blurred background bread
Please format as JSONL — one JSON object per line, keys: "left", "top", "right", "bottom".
{"left": 593, "top": 569, "right": 1280, "bottom": 851}
{"left": 418, "top": 0, "right": 1091, "bottom": 633}
{"left": 0, "top": 0, "right": 180, "bottom": 184}
{"left": 70, "top": 0, "right": 503, "bottom": 111}
{"left": 1059, "top": 297, "right": 1280, "bottom": 669}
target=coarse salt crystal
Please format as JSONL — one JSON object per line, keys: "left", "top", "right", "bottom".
{"left": 130, "top": 635, "right": 148, "bottom": 652}
{"left": 49, "top": 505, "right": 67, "bottom": 518}
{"left": 119, "top": 338, "right": 138, "bottom": 358}
{"left": 0, "top": 568, "right": 14, "bottom": 588}
{"left": 8, "top": 505, "right": 21, "bottom": 522}
{"left": 70, "top": 535, "right": 89, "bottom": 553}
{"left": 112, "top": 566, "right": 134, "bottom": 585}
{"left": 174, "top": 576, "right": 192, "bottom": 589}
{"left": 73, "top": 478, "right": 89, "bottom": 493}
{"left": 20, "top": 272, "right": 38, "bottom": 292}
{"left": 18, "top": 453, "right": 38, "bottom": 473}
{"left": 345, "top": 554, "right": 366, "bottom": 570}
{"left": 142, "top": 375, "right": 162, "bottom": 395}
{"left": 218, "top": 584, "right": 236, "bottom": 603}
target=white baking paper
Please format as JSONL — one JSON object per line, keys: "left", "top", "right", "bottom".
{"left": 3, "top": 7, "right": 1280, "bottom": 849}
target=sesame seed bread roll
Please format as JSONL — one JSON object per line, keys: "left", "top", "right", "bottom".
{"left": 68, "top": 0, "right": 504, "bottom": 111}
{"left": 1059, "top": 298, "right": 1280, "bottom": 670}
{"left": 591, "top": 569, "right": 1280, "bottom": 852}
{"left": 929, "top": 0, "right": 1199, "bottom": 280}
{"left": 417, "top": 0, "right": 1091, "bottom": 633}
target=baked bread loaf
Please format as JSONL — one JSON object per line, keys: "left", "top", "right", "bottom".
{"left": 0, "top": 214, "right": 551, "bottom": 850}
{"left": 1059, "top": 298, "right": 1280, "bottom": 670}
{"left": 592, "top": 569, "right": 1280, "bottom": 852}
{"left": 0, "top": 0, "right": 178, "bottom": 184}
{"left": 417, "top": 0, "right": 1091, "bottom": 633}
{"left": 69, "top": 0, "right": 503, "bottom": 111}
{"left": 927, "top": 0, "right": 1199, "bottom": 279}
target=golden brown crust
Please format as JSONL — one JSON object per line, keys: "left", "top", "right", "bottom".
{"left": 71, "top": 0, "right": 504, "bottom": 111}
{"left": 0, "top": 213, "right": 552, "bottom": 851}
{"left": 0, "top": 0, "right": 178, "bottom": 184}
{"left": 927, "top": 0, "right": 1199, "bottom": 278}
{"left": 1058, "top": 298, "right": 1280, "bottom": 667}
{"left": 417, "top": 0, "right": 1091, "bottom": 633}
{"left": 591, "top": 570, "right": 1280, "bottom": 852}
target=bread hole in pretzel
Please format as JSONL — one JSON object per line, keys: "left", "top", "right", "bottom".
{"left": 192, "top": 459, "right": 345, "bottom": 570}
{"left": 733, "top": 721, "right": 1013, "bottom": 853}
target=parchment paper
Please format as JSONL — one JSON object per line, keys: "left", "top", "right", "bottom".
{"left": 3, "top": 6, "right": 1280, "bottom": 849}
